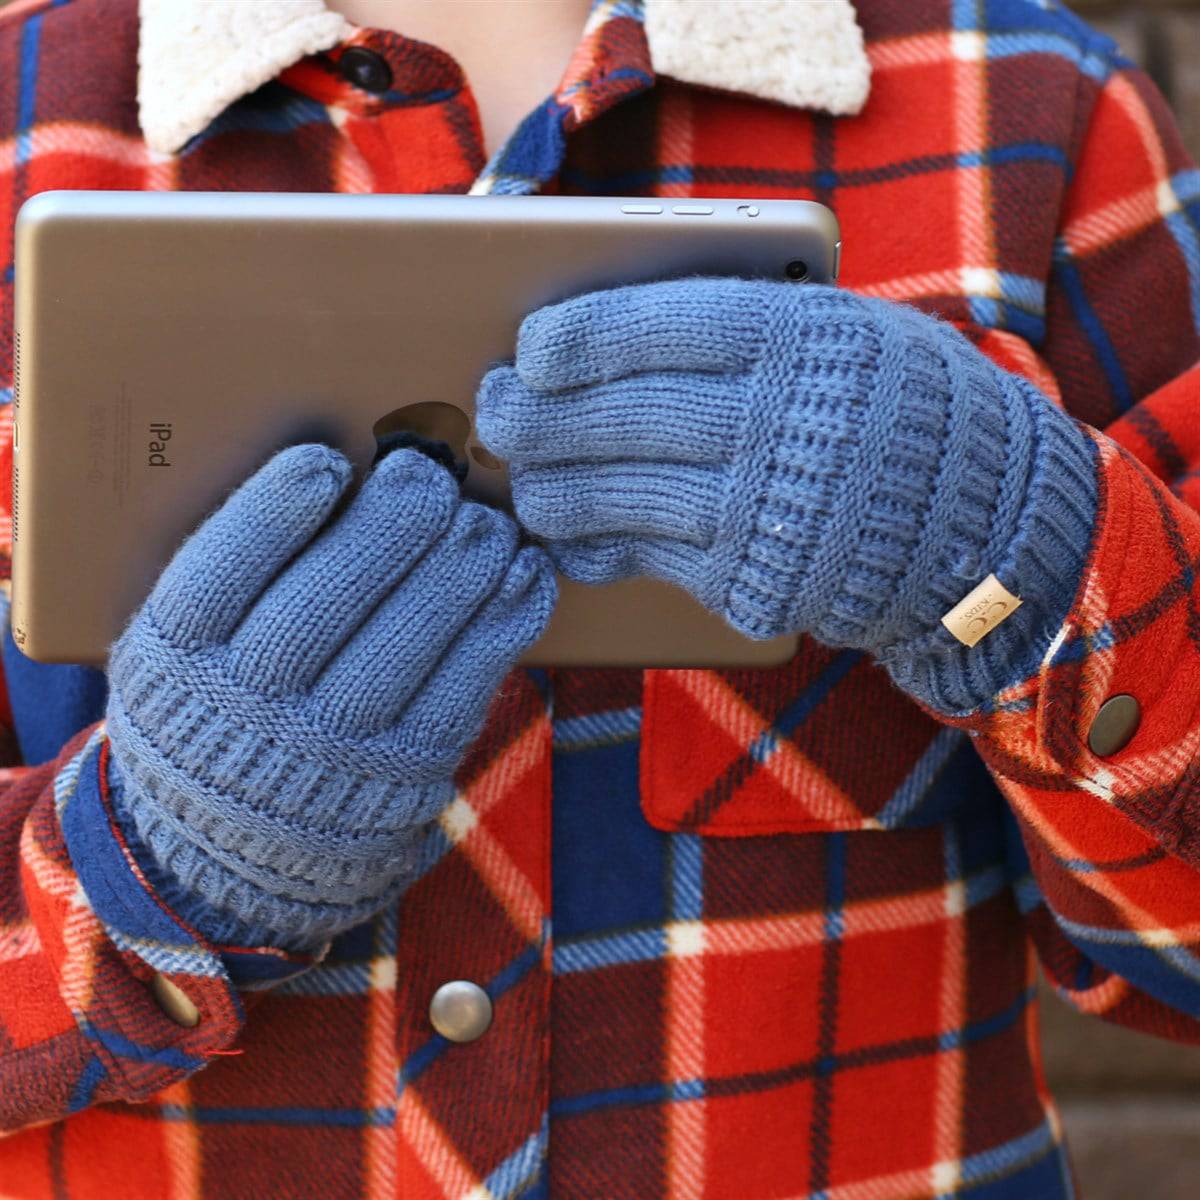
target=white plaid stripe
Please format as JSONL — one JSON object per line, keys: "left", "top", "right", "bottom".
{"left": 664, "top": 834, "right": 706, "bottom": 1198}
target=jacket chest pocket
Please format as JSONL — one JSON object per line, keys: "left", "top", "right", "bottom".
{"left": 640, "top": 640, "right": 977, "bottom": 836}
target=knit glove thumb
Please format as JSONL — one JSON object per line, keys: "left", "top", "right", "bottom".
{"left": 476, "top": 279, "right": 1098, "bottom": 713}
{"left": 104, "top": 444, "right": 556, "bottom": 951}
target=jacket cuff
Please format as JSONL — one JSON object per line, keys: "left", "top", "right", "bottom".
{"left": 61, "top": 729, "right": 322, "bottom": 994}
{"left": 22, "top": 725, "right": 270, "bottom": 1105}
{"left": 915, "top": 428, "right": 1200, "bottom": 871}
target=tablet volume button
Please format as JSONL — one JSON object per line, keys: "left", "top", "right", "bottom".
{"left": 621, "top": 204, "right": 663, "bottom": 215}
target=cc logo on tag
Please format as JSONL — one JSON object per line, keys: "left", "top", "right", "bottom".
{"left": 967, "top": 600, "right": 1009, "bottom": 639}
{"left": 943, "top": 576, "right": 1023, "bottom": 648}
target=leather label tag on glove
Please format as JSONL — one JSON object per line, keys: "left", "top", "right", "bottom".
{"left": 941, "top": 574, "right": 1022, "bottom": 647}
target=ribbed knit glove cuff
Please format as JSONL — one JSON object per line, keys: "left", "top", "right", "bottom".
{"left": 99, "top": 443, "right": 556, "bottom": 954}
{"left": 105, "top": 616, "right": 449, "bottom": 951}
{"left": 722, "top": 292, "right": 1098, "bottom": 714}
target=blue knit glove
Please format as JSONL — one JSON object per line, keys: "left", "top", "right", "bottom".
{"left": 103, "top": 444, "right": 556, "bottom": 951}
{"left": 476, "top": 279, "right": 1098, "bottom": 713}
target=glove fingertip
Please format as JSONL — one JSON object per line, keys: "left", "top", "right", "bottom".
{"left": 374, "top": 443, "right": 450, "bottom": 485}
{"left": 515, "top": 295, "right": 600, "bottom": 389}
{"left": 272, "top": 442, "right": 353, "bottom": 489}
{"left": 475, "top": 364, "right": 533, "bottom": 459}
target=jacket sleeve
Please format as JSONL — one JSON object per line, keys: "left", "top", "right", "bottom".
{"left": 0, "top": 631, "right": 322, "bottom": 1135}
{"left": 937, "top": 47, "right": 1200, "bottom": 1040}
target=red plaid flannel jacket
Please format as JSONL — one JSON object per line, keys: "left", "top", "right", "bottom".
{"left": 4, "top": 0, "right": 1200, "bottom": 1196}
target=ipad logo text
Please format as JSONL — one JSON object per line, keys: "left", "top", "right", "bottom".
{"left": 149, "top": 423, "right": 173, "bottom": 467}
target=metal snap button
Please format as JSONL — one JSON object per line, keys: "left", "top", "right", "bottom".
{"left": 429, "top": 980, "right": 493, "bottom": 1043}
{"left": 338, "top": 47, "right": 393, "bottom": 95}
{"left": 150, "top": 973, "right": 201, "bottom": 1028}
{"left": 1087, "top": 694, "right": 1140, "bottom": 757}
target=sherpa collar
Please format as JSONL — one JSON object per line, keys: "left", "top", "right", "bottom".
{"left": 138, "top": 0, "right": 872, "bottom": 157}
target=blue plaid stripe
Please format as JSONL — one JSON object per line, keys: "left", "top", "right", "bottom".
{"left": 187, "top": 85, "right": 333, "bottom": 152}
{"left": 66, "top": 1055, "right": 107, "bottom": 1114}
{"left": 981, "top": 32, "right": 1119, "bottom": 77}
{"left": 551, "top": 1077, "right": 703, "bottom": 1119}
{"left": 102, "top": 927, "right": 226, "bottom": 979}
{"left": 1, "top": 0, "right": 50, "bottom": 301}
{"left": 1051, "top": 913, "right": 1200, "bottom": 1010}
{"left": 956, "top": 1122, "right": 1074, "bottom": 1197}
{"left": 482, "top": 1119, "right": 550, "bottom": 1200}
{"left": 50, "top": 722, "right": 105, "bottom": 816}
{"left": 951, "top": 0, "right": 978, "bottom": 29}
{"left": 965, "top": 864, "right": 1010, "bottom": 910}
{"left": 1050, "top": 250, "right": 1133, "bottom": 412}
{"left": 966, "top": 271, "right": 1050, "bottom": 341}
{"left": 552, "top": 705, "right": 642, "bottom": 749}
{"left": 588, "top": 0, "right": 643, "bottom": 20}
{"left": 14, "top": 9, "right": 41, "bottom": 170}
{"left": 1161, "top": 170, "right": 1200, "bottom": 337}
{"left": 758, "top": 651, "right": 860, "bottom": 744}
{"left": 554, "top": 926, "right": 666, "bottom": 974}
{"left": 79, "top": 1018, "right": 207, "bottom": 1073}
{"left": 873, "top": 728, "right": 973, "bottom": 827}
{"left": 473, "top": 99, "right": 571, "bottom": 196}
{"left": 273, "top": 959, "right": 374, "bottom": 997}
{"left": 669, "top": 833, "right": 704, "bottom": 922}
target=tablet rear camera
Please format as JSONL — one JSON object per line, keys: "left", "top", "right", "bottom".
{"left": 785, "top": 260, "right": 809, "bottom": 281}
